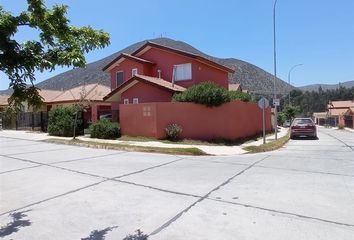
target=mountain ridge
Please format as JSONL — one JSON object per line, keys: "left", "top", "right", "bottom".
{"left": 298, "top": 80, "right": 354, "bottom": 92}
{"left": 1, "top": 37, "right": 293, "bottom": 95}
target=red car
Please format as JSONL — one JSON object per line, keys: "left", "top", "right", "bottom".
{"left": 290, "top": 118, "right": 317, "bottom": 139}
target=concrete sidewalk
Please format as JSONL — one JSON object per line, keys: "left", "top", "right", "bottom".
{"left": 0, "top": 127, "right": 289, "bottom": 155}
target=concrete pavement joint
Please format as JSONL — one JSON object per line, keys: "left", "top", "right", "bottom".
{"left": 254, "top": 165, "right": 354, "bottom": 178}
{"left": 0, "top": 154, "right": 187, "bottom": 217}
{"left": 0, "top": 165, "right": 42, "bottom": 175}
{"left": 149, "top": 155, "right": 270, "bottom": 236}
{"left": 323, "top": 132, "right": 354, "bottom": 151}
{"left": 4, "top": 147, "right": 76, "bottom": 156}
{"left": 207, "top": 198, "right": 354, "bottom": 228}
{"left": 0, "top": 180, "right": 108, "bottom": 217}
{"left": 49, "top": 151, "right": 128, "bottom": 164}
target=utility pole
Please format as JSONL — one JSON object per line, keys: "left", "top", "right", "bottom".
{"left": 273, "top": 0, "right": 278, "bottom": 140}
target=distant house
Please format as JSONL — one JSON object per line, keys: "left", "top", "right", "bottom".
{"left": 103, "top": 41, "right": 235, "bottom": 109}
{"left": 0, "top": 95, "right": 9, "bottom": 112}
{"left": 43, "top": 84, "right": 112, "bottom": 123}
{"left": 1, "top": 84, "right": 111, "bottom": 124}
{"left": 313, "top": 112, "right": 327, "bottom": 125}
{"left": 327, "top": 100, "right": 354, "bottom": 128}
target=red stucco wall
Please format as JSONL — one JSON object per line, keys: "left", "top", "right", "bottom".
{"left": 120, "top": 101, "right": 272, "bottom": 140}
{"left": 109, "top": 47, "right": 229, "bottom": 91}
{"left": 110, "top": 59, "right": 148, "bottom": 89}
{"left": 121, "top": 82, "right": 173, "bottom": 104}
{"left": 139, "top": 48, "right": 229, "bottom": 89}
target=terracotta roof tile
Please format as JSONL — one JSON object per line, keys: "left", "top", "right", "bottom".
{"left": 0, "top": 95, "right": 9, "bottom": 106}
{"left": 328, "top": 100, "right": 354, "bottom": 108}
{"left": 103, "top": 74, "right": 185, "bottom": 101}
{"left": 49, "top": 84, "right": 111, "bottom": 103}
{"left": 229, "top": 84, "right": 241, "bottom": 91}
{"left": 38, "top": 89, "right": 63, "bottom": 102}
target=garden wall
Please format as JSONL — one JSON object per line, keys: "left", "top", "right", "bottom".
{"left": 119, "top": 101, "right": 272, "bottom": 140}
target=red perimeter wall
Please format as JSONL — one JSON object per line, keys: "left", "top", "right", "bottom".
{"left": 119, "top": 101, "right": 272, "bottom": 140}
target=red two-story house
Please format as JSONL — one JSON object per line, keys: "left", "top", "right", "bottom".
{"left": 103, "top": 41, "right": 235, "bottom": 110}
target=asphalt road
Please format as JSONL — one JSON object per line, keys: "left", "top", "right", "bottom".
{"left": 0, "top": 127, "right": 353, "bottom": 239}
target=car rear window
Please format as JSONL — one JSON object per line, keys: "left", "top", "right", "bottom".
{"left": 293, "top": 119, "right": 313, "bottom": 125}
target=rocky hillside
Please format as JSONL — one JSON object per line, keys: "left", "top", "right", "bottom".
{"left": 299, "top": 80, "right": 354, "bottom": 92}
{"left": 1, "top": 38, "right": 293, "bottom": 95}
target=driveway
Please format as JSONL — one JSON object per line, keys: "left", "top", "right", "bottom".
{"left": 0, "top": 127, "right": 353, "bottom": 239}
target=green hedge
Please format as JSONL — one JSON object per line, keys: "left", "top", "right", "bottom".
{"left": 48, "top": 106, "right": 83, "bottom": 137}
{"left": 172, "top": 82, "right": 231, "bottom": 107}
{"left": 172, "top": 82, "right": 252, "bottom": 107}
{"left": 229, "top": 90, "right": 251, "bottom": 102}
{"left": 90, "top": 119, "right": 120, "bottom": 139}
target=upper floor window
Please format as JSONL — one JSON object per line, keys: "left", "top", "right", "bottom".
{"left": 133, "top": 98, "right": 139, "bottom": 104}
{"left": 132, "top": 68, "right": 138, "bottom": 77}
{"left": 116, "top": 71, "right": 124, "bottom": 87}
{"left": 174, "top": 63, "right": 192, "bottom": 81}
{"left": 123, "top": 98, "right": 129, "bottom": 104}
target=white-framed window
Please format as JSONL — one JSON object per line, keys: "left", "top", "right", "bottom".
{"left": 133, "top": 98, "right": 139, "bottom": 104}
{"left": 174, "top": 63, "right": 192, "bottom": 81}
{"left": 116, "top": 71, "right": 124, "bottom": 87}
{"left": 132, "top": 68, "right": 138, "bottom": 77}
{"left": 123, "top": 98, "right": 129, "bottom": 104}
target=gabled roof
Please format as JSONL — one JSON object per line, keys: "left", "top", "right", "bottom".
{"left": 0, "top": 95, "right": 9, "bottom": 106}
{"left": 345, "top": 107, "right": 354, "bottom": 115}
{"left": 48, "top": 84, "right": 111, "bottom": 103}
{"left": 103, "top": 74, "right": 185, "bottom": 102}
{"left": 328, "top": 108, "right": 348, "bottom": 116}
{"left": 132, "top": 41, "right": 235, "bottom": 73}
{"left": 102, "top": 53, "right": 155, "bottom": 72}
{"left": 228, "top": 83, "right": 242, "bottom": 91}
{"left": 328, "top": 100, "right": 354, "bottom": 108}
{"left": 103, "top": 41, "right": 235, "bottom": 74}
{"left": 38, "top": 89, "right": 63, "bottom": 102}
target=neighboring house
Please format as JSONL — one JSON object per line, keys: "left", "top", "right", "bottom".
{"left": 44, "top": 84, "right": 112, "bottom": 123}
{"left": 103, "top": 41, "right": 235, "bottom": 109}
{"left": 327, "top": 100, "right": 354, "bottom": 128}
{"left": 0, "top": 95, "right": 9, "bottom": 112}
{"left": 313, "top": 112, "right": 327, "bottom": 125}
{"left": 229, "top": 83, "right": 242, "bottom": 92}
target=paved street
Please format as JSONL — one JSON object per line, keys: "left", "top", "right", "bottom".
{"left": 0, "top": 127, "right": 353, "bottom": 239}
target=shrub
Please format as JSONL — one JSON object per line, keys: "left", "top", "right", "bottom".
{"left": 48, "top": 106, "right": 83, "bottom": 137}
{"left": 172, "top": 82, "right": 231, "bottom": 107}
{"left": 90, "top": 119, "right": 120, "bottom": 139}
{"left": 338, "top": 124, "right": 345, "bottom": 130}
{"left": 229, "top": 90, "right": 252, "bottom": 102}
{"left": 165, "top": 123, "right": 182, "bottom": 140}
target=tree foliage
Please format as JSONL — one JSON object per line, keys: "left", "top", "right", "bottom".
{"left": 0, "top": 0, "right": 110, "bottom": 110}
{"left": 283, "top": 87, "right": 354, "bottom": 116}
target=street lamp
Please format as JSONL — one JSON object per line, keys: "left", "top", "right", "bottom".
{"left": 273, "top": 0, "right": 278, "bottom": 140}
{"left": 287, "top": 64, "right": 303, "bottom": 105}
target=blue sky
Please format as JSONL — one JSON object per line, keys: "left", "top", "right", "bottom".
{"left": 1, "top": 0, "right": 354, "bottom": 90}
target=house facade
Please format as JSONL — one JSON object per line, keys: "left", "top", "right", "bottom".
{"left": 103, "top": 41, "right": 235, "bottom": 109}
{"left": 327, "top": 100, "right": 354, "bottom": 128}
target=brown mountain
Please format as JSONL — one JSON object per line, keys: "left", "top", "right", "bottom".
{"left": 0, "top": 37, "right": 293, "bottom": 95}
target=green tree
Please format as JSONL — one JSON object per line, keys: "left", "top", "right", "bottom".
{"left": 283, "top": 105, "right": 300, "bottom": 120}
{"left": 0, "top": 0, "right": 110, "bottom": 110}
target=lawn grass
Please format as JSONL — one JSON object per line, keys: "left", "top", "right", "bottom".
{"left": 117, "top": 132, "right": 273, "bottom": 146}
{"left": 44, "top": 138, "right": 207, "bottom": 156}
{"left": 243, "top": 132, "right": 290, "bottom": 153}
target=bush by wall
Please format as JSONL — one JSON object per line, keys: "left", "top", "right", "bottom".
{"left": 229, "top": 90, "right": 251, "bottom": 102}
{"left": 172, "top": 82, "right": 231, "bottom": 107}
{"left": 172, "top": 82, "right": 252, "bottom": 107}
{"left": 165, "top": 123, "right": 182, "bottom": 140}
{"left": 48, "top": 106, "right": 83, "bottom": 137}
{"left": 90, "top": 119, "right": 120, "bottom": 139}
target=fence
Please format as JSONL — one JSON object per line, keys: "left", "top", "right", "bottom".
{"left": 1, "top": 111, "right": 49, "bottom": 131}
{"left": 120, "top": 101, "right": 272, "bottom": 140}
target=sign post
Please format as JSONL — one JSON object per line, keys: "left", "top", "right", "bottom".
{"left": 258, "top": 97, "right": 269, "bottom": 144}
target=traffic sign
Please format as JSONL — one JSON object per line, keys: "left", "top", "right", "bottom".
{"left": 258, "top": 97, "right": 269, "bottom": 109}
{"left": 273, "top": 98, "right": 280, "bottom": 106}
